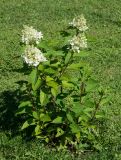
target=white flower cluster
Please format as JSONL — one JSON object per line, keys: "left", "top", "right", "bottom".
{"left": 21, "top": 25, "right": 47, "bottom": 67}
{"left": 69, "top": 14, "right": 88, "bottom": 32}
{"left": 69, "top": 14, "right": 88, "bottom": 53}
{"left": 22, "top": 45, "right": 47, "bottom": 67}
{"left": 22, "top": 25, "right": 43, "bottom": 44}
{"left": 69, "top": 33, "right": 87, "bottom": 53}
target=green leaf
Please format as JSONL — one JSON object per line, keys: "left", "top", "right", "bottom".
{"left": 46, "top": 76, "right": 54, "bottom": 82}
{"left": 83, "top": 99, "right": 94, "bottom": 108}
{"left": 55, "top": 98, "right": 65, "bottom": 108}
{"left": 84, "top": 108, "right": 94, "bottom": 113}
{"left": 54, "top": 51, "right": 64, "bottom": 57}
{"left": 16, "top": 107, "right": 31, "bottom": 115}
{"left": 93, "top": 143, "right": 102, "bottom": 151}
{"left": 60, "top": 74, "right": 78, "bottom": 84}
{"left": 47, "top": 39, "right": 60, "bottom": 47}
{"left": 95, "top": 114, "right": 104, "bottom": 119}
{"left": 38, "top": 64, "right": 44, "bottom": 71}
{"left": 100, "top": 97, "right": 110, "bottom": 106}
{"left": 47, "top": 80, "right": 58, "bottom": 90}
{"left": 35, "top": 125, "right": 41, "bottom": 135}
{"left": 71, "top": 102, "right": 82, "bottom": 115}
{"left": 16, "top": 107, "right": 26, "bottom": 115}
{"left": 78, "top": 115, "right": 88, "bottom": 122}
{"left": 29, "top": 69, "right": 37, "bottom": 85}
{"left": 60, "top": 75, "right": 69, "bottom": 81}
{"left": 33, "top": 78, "right": 42, "bottom": 91}
{"left": 62, "top": 80, "right": 74, "bottom": 88}
{"left": 51, "top": 88, "right": 58, "bottom": 98}
{"left": 21, "top": 119, "right": 35, "bottom": 130}
{"left": 18, "top": 101, "right": 32, "bottom": 108}
{"left": 67, "top": 62, "right": 85, "bottom": 70}
{"left": 21, "top": 121, "right": 29, "bottom": 130}
{"left": 43, "top": 61, "right": 50, "bottom": 66}
{"left": 56, "top": 128, "right": 64, "bottom": 137}
{"left": 33, "top": 111, "right": 39, "bottom": 119}
{"left": 73, "top": 51, "right": 89, "bottom": 57}
{"left": 46, "top": 51, "right": 64, "bottom": 57}
{"left": 40, "top": 113, "right": 51, "bottom": 122}
{"left": 50, "top": 62, "right": 61, "bottom": 68}
{"left": 38, "top": 40, "right": 49, "bottom": 50}
{"left": 70, "top": 123, "right": 80, "bottom": 133}
{"left": 65, "top": 52, "right": 72, "bottom": 64}
{"left": 45, "top": 137, "right": 49, "bottom": 143}
{"left": 76, "top": 132, "right": 81, "bottom": 140}
{"left": 86, "top": 79, "right": 98, "bottom": 92}
{"left": 52, "top": 116, "right": 63, "bottom": 124}
{"left": 44, "top": 68, "right": 56, "bottom": 75}
{"left": 40, "top": 90, "right": 48, "bottom": 106}
{"left": 67, "top": 113, "right": 74, "bottom": 123}
{"left": 82, "top": 109, "right": 93, "bottom": 118}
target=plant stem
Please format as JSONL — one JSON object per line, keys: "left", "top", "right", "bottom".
{"left": 80, "top": 81, "right": 85, "bottom": 103}
{"left": 91, "top": 93, "right": 104, "bottom": 120}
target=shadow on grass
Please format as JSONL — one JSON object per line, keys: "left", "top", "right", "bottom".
{"left": 0, "top": 88, "right": 36, "bottom": 141}
{"left": 12, "top": 63, "right": 31, "bottom": 74}
{"left": 0, "top": 89, "right": 22, "bottom": 137}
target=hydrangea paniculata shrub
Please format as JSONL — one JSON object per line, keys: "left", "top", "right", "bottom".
{"left": 16, "top": 15, "right": 108, "bottom": 151}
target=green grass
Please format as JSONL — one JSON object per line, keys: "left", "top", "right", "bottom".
{"left": 0, "top": 0, "right": 121, "bottom": 159}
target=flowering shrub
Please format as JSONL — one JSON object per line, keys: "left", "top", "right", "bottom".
{"left": 16, "top": 15, "right": 108, "bottom": 151}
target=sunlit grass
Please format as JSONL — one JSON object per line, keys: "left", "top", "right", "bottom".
{"left": 0, "top": 0, "right": 121, "bottom": 159}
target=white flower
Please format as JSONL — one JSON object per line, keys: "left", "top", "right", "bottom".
{"left": 69, "top": 33, "right": 87, "bottom": 53}
{"left": 22, "top": 25, "right": 43, "bottom": 44}
{"left": 69, "top": 14, "right": 88, "bottom": 32}
{"left": 22, "top": 45, "right": 47, "bottom": 67}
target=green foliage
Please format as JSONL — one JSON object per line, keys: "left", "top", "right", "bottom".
{"left": 16, "top": 17, "right": 109, "bottom": 152}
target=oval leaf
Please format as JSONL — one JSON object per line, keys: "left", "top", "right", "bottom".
{"left": 33, "top": 78, "right": 42, "bottom": 91}
{"left": 29, "top": 69, "right": 37, "bottom": 85}
{"left": 52, "top": 116, "right": 63, "bottom": 124}
{"left": 40, "top": 90, "right": 48, "bottom": 106}
{"left": 62, "top": 80, "right": 74, "bottom": 88}
{"left": 21, "top": 119, "right": 35, "bottom": 130}
{"left": 33, "top": 111, "right": 39, "bottom": 119}
{"left": 67, "top": 113, "right": 74, "bottom": 123}
{"left": 65, "top": 52, "right": 72, "bottom": 64}
{"left": 18, "top": 101, "right": 32, "bottom": 108}
{"left": 40, "top": 113, "right": 51, "bottom": 122}
{"left": 51, "top": 88, "right": 58, "bottom": 98}
{"left": 35, "top": 125, "right": 41, "bottom": 135}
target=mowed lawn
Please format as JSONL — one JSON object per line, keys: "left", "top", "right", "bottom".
{"left": 0, "top": 0, "right": 121, "bottom": 159}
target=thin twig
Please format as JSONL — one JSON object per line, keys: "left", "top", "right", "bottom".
{"left": 91, "top": 93, "right": 104, "bottom": 120}
{"left": 80, "top": 81, "right": 85, "bottom": 103}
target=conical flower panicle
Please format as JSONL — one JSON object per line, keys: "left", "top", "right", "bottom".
{"left": 69, "top": 14, "right": 88, "bottom": 32}
{"left": 22, "top": 25, "right": 43, "bottom": 45}
{"left": 22, "top": 45, "right": 47, "bottom": 67}
{"left": 69, "top": 33, "right": 87, "bottom": 53}
{"left": 69, "top": 14, "right": 88, "bottom": 53}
